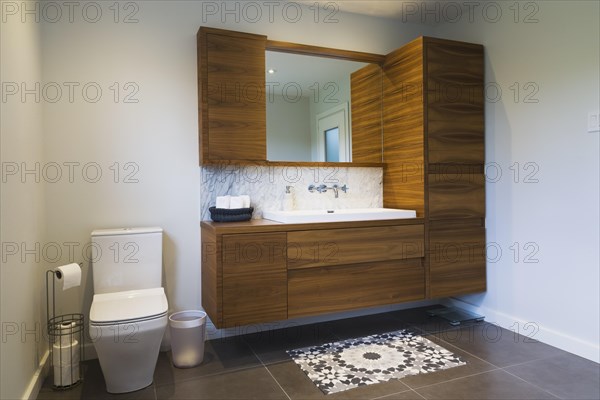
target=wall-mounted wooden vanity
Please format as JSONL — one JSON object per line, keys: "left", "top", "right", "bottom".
{"left": 202, "top": 219, "right": 426, "bottom": 328}
{"left": 198, "top": 27, "right": 486, "bottom": 328}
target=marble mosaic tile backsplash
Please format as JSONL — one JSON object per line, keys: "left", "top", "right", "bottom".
{"left": 200, "top": 165, "right": 383, "bottom": 221}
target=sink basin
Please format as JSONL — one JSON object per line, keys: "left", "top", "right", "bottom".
{"left": 262, "top": 208, "right": 417, "bottom": 224}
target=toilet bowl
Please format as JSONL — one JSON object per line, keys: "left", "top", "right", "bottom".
{"left": 90, "top": 287, "right": 168, "bottom": 393}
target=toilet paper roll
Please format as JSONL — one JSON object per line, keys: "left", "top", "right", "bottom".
{"left": 58, "top": 321, "right": 77, "bottom": 346}
{"left": 55, "top": 263, "right": 81, "bottom": 291}
{"left": 53, "top": 341, "right": 80, "bottom": 386}
{"left": 53, "top": 340, "right": 79, "bottom": 366}
{"left": 53, "top": 362, "right": 80, "bottom": 387}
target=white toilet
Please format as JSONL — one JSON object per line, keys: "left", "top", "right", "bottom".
{"left": 89, "top": 227, "right": 168, "bottom": 393}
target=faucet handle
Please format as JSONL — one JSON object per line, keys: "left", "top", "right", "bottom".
{"left": 308, "top": 184, "right": 316, "bottom": 193}
{"left": 341, "top": 184, "right": 349, "bottom": 193}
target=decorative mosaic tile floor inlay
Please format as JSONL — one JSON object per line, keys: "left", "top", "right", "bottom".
{"left": 287, "top": 329, "right": 466, "bottom": 394}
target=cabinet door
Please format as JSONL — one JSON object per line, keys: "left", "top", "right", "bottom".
{"left": 351, "top": 63, "right": 383, "bottom": 163}
{"left": 428, "top": 173, "right": 485, "bottom": 220}
{"left": 222, "top": 233, "right": 287, "bottom": 327}
{"left": 383, "top": 38, "right": 425, "bottom": 217}
{"left": 198, "top": 28, "right": 267, "bottom": 163}
{"left": 426, "top": 39, "right": 484, "bottom": 164}
{"left": 429, "top": 222, "right": 486, "bottom": 298}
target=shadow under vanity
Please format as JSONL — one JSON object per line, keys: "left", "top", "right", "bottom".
{"left": 198, "top": 27, "right": 486, "bottom": 329}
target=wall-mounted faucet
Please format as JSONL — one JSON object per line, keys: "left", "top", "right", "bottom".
{"left": 308, "top": 184, "right": 349, "bottom": 198}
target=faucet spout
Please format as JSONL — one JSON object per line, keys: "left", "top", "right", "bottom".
{"left": 308, "top": 183, "right": 347, "bottom": 199}
{"left": 331, "top": 185, "right": 339, "bottom": 198}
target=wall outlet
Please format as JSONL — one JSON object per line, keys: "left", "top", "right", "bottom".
{"left": 588, "top": 112, "right": 600, "bottom": 133}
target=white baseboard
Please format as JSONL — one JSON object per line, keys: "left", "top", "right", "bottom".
{"left": 23, "top": 350, "right": 50, "bottom": 400}
{"left": 447, "top": 298, "right": 600, "bottom": 363}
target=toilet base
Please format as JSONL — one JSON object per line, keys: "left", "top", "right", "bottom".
{"left": 90, "top": 315, "right": 167, "bottom": 394}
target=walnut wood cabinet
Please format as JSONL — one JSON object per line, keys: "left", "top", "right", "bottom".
{"left": 201, "top": 219, "right": 425, "bottom": 329}
{"left": 198, "top": 27, "right": 267, "bottom": 163}
{"left": 382, "top": 37, "right": 486, "bottom": 298}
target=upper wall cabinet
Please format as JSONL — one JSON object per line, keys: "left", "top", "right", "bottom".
{"left": 198, "top": 28, "right": 267, "bottom": 163}
{"left": 426, "top": 39, "right": 484, "bottom": 165}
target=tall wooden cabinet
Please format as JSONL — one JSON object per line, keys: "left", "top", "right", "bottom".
{"left": 382, "top": 37, "right": 486, "bottom": 298}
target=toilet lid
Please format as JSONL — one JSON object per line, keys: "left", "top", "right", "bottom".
{"left": 90, "top": 287, "right": 168, "bottom": 324}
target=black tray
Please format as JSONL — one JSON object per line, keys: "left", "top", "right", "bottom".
{"left": 209, "top": 207, "right": 253, "bottom": 222}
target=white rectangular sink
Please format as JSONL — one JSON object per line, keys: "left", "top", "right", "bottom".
{"left": 262, "top": 208, "right": 417, "bottom": 224}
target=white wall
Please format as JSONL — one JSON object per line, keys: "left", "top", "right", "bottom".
{"left": 427, "top": 1, "right": 600, "bottom": 361}
{"left": 0, "top": 7, "right": 47, "bottom": 399}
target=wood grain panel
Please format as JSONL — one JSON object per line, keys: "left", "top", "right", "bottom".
{"left": 287, "top": 225, "right": 424, "bottom": 269}
{"left": 426, "top": 39, "right": 484, "bottom": 164}
{"left": 222, "top": 233, "right": 286, "bottom": 275}
{"left": 221, "top": 233, "right": 287, "bottom": 327}
{"left": 383, "top": 38, "right": 425, "bottom": 216}
{"left": 288, "top": 260, "right": 425, "bottom": 318}
{"left": 201, "top": 223, "right": 221, "bottom": 327}
{"left": 223, "top": 271, "right": 287, "bottom": 327}
{"left": 200, "top": 28, "right": 267, "bottom": 162}
{"left": 428, "top": 173, "right": 485, "bottom": 219}
{"left": 429, "top": 222, "right": 486, "bottom": 298}
{"left": 351, "top": 63, "right": 383, "bottom": 163}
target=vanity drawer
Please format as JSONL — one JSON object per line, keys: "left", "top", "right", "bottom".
{"left": 287, "top": 225, "right": 424, "bottom": 269}
{"left": 288, "top": 259, "right": 425, "bottom": 318}
{"left": 222, "top": 233, "right": 286, "bottom": 275}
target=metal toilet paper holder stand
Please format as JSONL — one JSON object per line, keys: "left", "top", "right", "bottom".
{"left": 46, "top": 266, "right": 84, "bottom": 390}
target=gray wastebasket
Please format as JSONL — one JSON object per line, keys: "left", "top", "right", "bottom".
{"left": 168, "top": 310, "right": 207, "bottom": 368}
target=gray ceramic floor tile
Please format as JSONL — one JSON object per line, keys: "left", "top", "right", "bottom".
{"left": 505, "top": 352, "right": 600, "bottom": 400}
{"left": 155, "top": 366, "right": 287, "bottom": 399}
{"left": 429, "top": 322, "right": 567, "bottom": 368}
{"left": 243, "top": 322, "right": 338, "bottom": 365}
{"left": 324, "top": 312, "right": 415, "bottom": 341}
{"left": 415, "top": 369, "right": 559, "bottom": 399}
{"left": 153, "top": 337, "right": 261, "bottom": 385}
{"left": 388, "top": 305, "right": 461, "bottom": 335}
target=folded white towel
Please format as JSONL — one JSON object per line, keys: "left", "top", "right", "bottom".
{"left": 215, "top": 195, "right": 231, "bottom": 209}
{"left": 240, "top": 195, "right": 251, "bottom": 208}
{"left": 229, "top": 196, "right": 244, "bottom": 209}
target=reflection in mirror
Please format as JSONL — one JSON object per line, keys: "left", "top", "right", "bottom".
{"left": 265, "top": 51, "right": 375, "bottom": 162}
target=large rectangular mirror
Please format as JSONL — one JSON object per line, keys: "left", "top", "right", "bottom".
{"left": 265, "top": 50, "right": 382, "bottom": 163}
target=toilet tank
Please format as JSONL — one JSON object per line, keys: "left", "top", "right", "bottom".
{"left": 91, "top": 227, "right": 163, "bottom": 294}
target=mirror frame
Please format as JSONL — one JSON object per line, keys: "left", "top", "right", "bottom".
{"left": 265, "top": 40, "right": 385, "bottom": 167}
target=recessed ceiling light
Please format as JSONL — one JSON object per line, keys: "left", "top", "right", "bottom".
{"left": 268, "top": 68, "right": 277, "bottom": 74}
